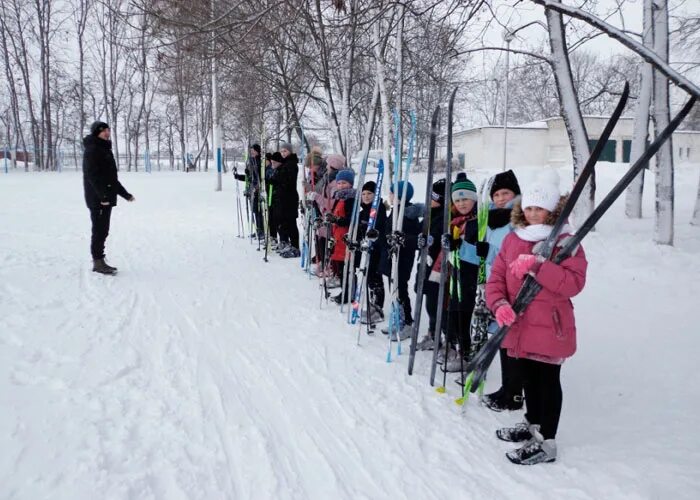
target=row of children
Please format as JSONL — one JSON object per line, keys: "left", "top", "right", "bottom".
{"left": 235, "top": 143, "right": 588, "bottom": 466}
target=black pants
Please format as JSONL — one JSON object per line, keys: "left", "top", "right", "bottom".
{"left": 251, "top": 192, "right": 264, "bottom": 234}
{"left": 498, "top": 348, "right": 524, "bottom": 399}
{"left": 519, "top": 358, "right": 563, "bottom": 440}
{"left": 277, "top": 209, "right": 299, "bottom": 249}
{"left": 90, "top": 206, "right": 112, "bottom": 259}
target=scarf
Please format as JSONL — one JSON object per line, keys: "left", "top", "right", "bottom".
{"left": 515, "top": 223, "right": 573, "bottom": 242}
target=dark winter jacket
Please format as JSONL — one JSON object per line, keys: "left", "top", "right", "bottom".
{"left": 234, "top": 155, "right": 261, "bottom": 191}
{"left": 82, "top": 135, "right": 132, "bottom": 209}
{"left": 380, "top": 203, "right": 425, "bottom": 282}
{"left": 359, "top": 197, "right": 387, "bottom": 271}
{"left": 268, "top": 154, "right": 300, "bottom": 212}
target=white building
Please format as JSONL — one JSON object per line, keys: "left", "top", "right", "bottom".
{"left": 448, "top": 116, "right": 700, "bottom": 170}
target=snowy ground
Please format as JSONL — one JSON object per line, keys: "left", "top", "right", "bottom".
{"left": 1, "top": 165, "right": 699, "bottom": 500}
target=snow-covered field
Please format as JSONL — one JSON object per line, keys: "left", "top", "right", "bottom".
{"left": 1, "top": 165, "right": 699, "bottom": 500}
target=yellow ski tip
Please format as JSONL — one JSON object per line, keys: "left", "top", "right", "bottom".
{"left": 436, "top": 386, "right": 446, "bottom": 394}
{"left": 454, "top": 397, "right": 465, "bottom": 406}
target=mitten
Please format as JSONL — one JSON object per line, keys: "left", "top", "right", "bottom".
{"left": 494, "top": 303, "right": 516, "bottom": 327}
{"left": 509, "top": 254, "right": 539, "bottom": 280}
{"left": 475, "top": 241, "right": 490, "bottom": 258}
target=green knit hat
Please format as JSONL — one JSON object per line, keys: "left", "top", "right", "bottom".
{"left": 451, "top": 173, "right": 478, "bottom": 202}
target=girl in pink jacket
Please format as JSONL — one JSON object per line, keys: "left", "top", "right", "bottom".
{"left": 485, "top": 171, "right": 587, "bottom": 465}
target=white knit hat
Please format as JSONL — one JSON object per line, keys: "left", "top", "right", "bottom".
{"left": 521, "top": 170, "right": 561, "bottom": 212}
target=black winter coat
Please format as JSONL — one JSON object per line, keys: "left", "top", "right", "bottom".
{"left": 82, "top": 135, "right": 131, "bottom": 209}
{"left": 234, "top": 155, "right": 261, "bottom": 190}
{"left": 380, "top": 203, "right": 425, "bottom": 281}
{"left": 269, "top": 154, "right": 300, "bottom": 212}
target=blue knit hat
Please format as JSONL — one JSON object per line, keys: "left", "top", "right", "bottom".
{"left": 335, "top": 169, "right": 355, "bottom": 185}
{"left": 390, "top": 181, "right": 414, "bottom": 202}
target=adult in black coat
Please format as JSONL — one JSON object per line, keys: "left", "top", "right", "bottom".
{"left": 269, "top": 143, "right": 300, "bottom": 252}
{"left": 82, "top": 121, "right": 134, "bottom": 274}
{"left": 234, "top": 144, "right": 264, "bottom": 236}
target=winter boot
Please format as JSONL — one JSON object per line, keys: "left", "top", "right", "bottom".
{"left": 332, "top": 292, "right": 349, "bottom": 305}
{"left": 389, "top": 324, "right": 412, "bottom": 341}
{"left": 280, "top": 246, "right": 301, "bottom": 258}
{"left": 483, "top": 388, "right": 505, "bottom": 408}
{"left": 92, "top": 258, "right": 117, "bottom": 275}
{"left": 415, "top": 334, "right": 435, "bottom": 351}
{"left": 361, "top": 304, "right": 384, "bottom": 325}
{"left": 506, "top": 433, "right": 557, "bottom": 465}
{"left": 445, "top": 356, "right": 468, "bottom": 373}
{"left": 496, "top": 421, "right": 539, "bottom": 443}
{"left": 484, "top": 393, "right": 524, "bottom": 412}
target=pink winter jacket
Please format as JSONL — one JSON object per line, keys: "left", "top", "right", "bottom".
{"left": 485, "top": 232, "right": 587, "bottom": 361}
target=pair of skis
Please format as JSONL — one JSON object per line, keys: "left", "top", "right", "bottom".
{"left": 351, "top": 159, "right": 386, "bottom": 341}
{"left": 407, "top": 105, "right": 441, "bottom": 374}
{"left": 385, "top": 110, "right": 417, "bottom": 362}
{"left": 461, "top": 87, "right": 696, "bottom": 404}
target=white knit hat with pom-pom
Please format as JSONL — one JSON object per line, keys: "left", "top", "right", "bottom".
{"left": 521, "top": 169, "right": 561, "bottom": 212}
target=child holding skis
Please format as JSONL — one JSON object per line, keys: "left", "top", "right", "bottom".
{"left": 478, "top": 169, "right": 526, "bottom": 412}
{"left": 486, "top": 171, "right": 587, "bottom": 465}
{"left": 416, "top": 179, "right": 448, "bottom": 350}
{"left": 356, "top": 180, "right": 387, "bottom": 324}
{"left": 438, "top": 173, "right": 480, "bottom": 373}
{"left": 381, "top": 180, "right": 423, "bottom": 340}
{"left": 328, "top": 169, "right": 357, "bottom": 303}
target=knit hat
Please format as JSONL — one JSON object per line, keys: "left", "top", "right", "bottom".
{"left": 90, "top": 121, "right": 109, "bottom": 136}
{"left": 265, "top": 152, "right": 272, "bottom": 160}
{"left": 280, "top": 142, "right": 293, "bottom": 153}
{"left": 490, "top": 169, "right": 521, "bottom": 198}
{"left": 521, "top": 170, "right": 561, "bottom": 212}
{"left": 250, "top": 144, "right": 261, "bottom": 154}
{"left": 335, "top": 169, "right": 355, "bottom": 185}
{"left": 326, "top": 154, "right": 346, "bottom": 170}
{"left": 451, "top": 173, "right": 477, "bottom": 202}
{"left": 431, "top": 178, "right": 447, "bottom": 205}
{"left": 390, "top": 180, "right": 414, "bottom": 202}
{"left": 362, "top": 181, "right": 376, "bottom": 193}
{"left": 270, "top": 152, "right": 284, "bottom": 163}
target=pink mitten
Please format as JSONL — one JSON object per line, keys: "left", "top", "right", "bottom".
{"left": 495, "top": 304, "right": 517, "bottom": 327}
{"left": 509, "top": 254, "right": 537, "bottom": 280}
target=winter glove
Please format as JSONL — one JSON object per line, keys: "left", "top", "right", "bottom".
{"left": 494, "top": 302, "right": 517, "bottom": 327}
{"left": 440, "top": 233, "right": 451, "bottom": 250}
{"left": 475, "top": 241, "right": 490, "bottom": 258}
{"left": 387, "top": 230, "right": 406, "bottom": 250}
{"left": 509, "top": 254, "right": 545, "bottom": 280}
{"left": 416, "top": 233, "right": 434, "bottom": 250}
{"left": 365, "top": 228, "right": 380, "bottom": 242}
{"left": 324, "top": 213, "right": 338, "bottom": 224}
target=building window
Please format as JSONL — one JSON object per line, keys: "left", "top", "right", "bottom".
{"left": 688, "top": 147, "right": 691, "bottom": 159}
{"left": 679, "top": 147, "right": 683, "bottom": 158}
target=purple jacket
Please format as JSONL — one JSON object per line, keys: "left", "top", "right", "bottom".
{"left": 486, "top": 232, "right": 587, "bottom": 361}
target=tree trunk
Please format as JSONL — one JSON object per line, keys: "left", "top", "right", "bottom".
{"left": 625, "top": 0, "right": 653, "bottom": 219}
{"left": 691, "top": 173, "right": 700, "bottom": 226}
{"left": 374, "top": 20, "right": 391, "bottom": 188}
{"left": 546, "top": 7, "right": 592, "bottom": 226}
{"left": 653, "top": 0, "right": 674, "bottom": 245}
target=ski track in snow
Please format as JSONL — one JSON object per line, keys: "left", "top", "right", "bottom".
{"left": 1, "top": 167, "right": 699, "bottom": 499}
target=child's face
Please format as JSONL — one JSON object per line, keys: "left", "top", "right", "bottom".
{"left": 250, "top": 148, "right": 259, "bottom": 158}
{"left": 524, "top": 206, "right": 550, "bottom": 225}
{"left": 453, "top": 198, "right": 475, "bottom": 215}
{"left": 336, "top": 180, "right": 352, "bottom": 190}
{"left": 361, "top": 190, "right": 374, "bottom": 204}
{"left": 280, "top": 149, "right": 290, "bottom": 158}
{"left": 492, "top": 188, "right": 515, "bottom": 209}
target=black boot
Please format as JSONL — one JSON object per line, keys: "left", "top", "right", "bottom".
{"left": 102, "top": 259, "right": 118, "bottom": 273}
{"left": 93, "top": 258, "right": 117, "bottom": 275}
